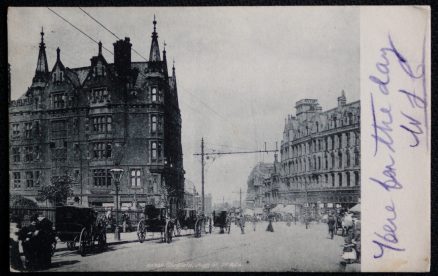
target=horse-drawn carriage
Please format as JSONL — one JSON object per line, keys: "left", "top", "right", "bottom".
{"left": 212, "top": 210, "right": 230, "bottom": 234}
{"left": 55, "top": 205, "right": 107, "bottom": 256}
{"left": 175, "top": 208, "right": 204, "bottom": 237}
{"left": 137, "top": 205, "right": 174, "bottom": 243}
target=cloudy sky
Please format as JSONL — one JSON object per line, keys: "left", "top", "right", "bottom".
{"left": 8, "top": 7, "right": 359, "bottom": 205}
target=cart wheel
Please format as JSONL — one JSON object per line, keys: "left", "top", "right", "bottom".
{"left": 79, "top": 228, "right": 88, "bottom": 257}
{"left": 137, "top": 220, "right": 146, "bottom": 243}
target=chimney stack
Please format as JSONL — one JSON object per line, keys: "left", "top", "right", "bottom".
{"left": 113, "top": 37, "right": 132, "bottom": 78}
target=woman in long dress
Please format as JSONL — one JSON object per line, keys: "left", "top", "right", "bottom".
{"left": 266, "top": 213, "right": 274, "bottom": 232}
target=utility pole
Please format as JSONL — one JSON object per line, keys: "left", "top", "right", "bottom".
{"left": 193, "top": 139, "right": 278, "bottom": 215}
{"left": 201, "top": 137, "right": 205, "bottom": 214}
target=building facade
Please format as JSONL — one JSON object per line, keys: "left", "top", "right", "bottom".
{"left": 279, "top": 92, "right": 360, "bottom": 208}
{"left": 246, "top": 162, "right": 275, "bottom": 208}
{"left": 9, "top": 19, "right": 185, "bottom": 216}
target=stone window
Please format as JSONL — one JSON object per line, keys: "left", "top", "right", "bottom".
{"left": 53, "top": 93, "right": 66, "bottom": 108}
{"left": 91, "top": 87, "right": 109, "bottom": 103}
{"left": 354, "top": 149, "right": 360, "bottom": 166}
{"left": 24, "top": 122, "right": 32, "bottom": 138}
{"left": 347, "top": 172, "right": 351, "bottom": 187}
{"left": 34, "top": 121, "right": 41, "bottom": 136}
{"left": 338, "top": 152, "right": 342, "bottom": 168}
{"left": 51, "top": 120, "right": 67, "bottom": 138}
{"left": 346, "top": 150, "right": 351, "bottom": 167}
{"left": 150, "top": 141, "right": 163, "bottom": 161}
{"left": 151, "top": 87, "right": 158, "bottom": 102}
{"left": 92, "top": 142, "right": 112, "bottom": 159}
{"left": 12, "top": 147, "right": 20, "bottom": 162}
{"left": 92, "top": 116, "right": 112, "bottom": 133}
{"left": 354, "top": 171, "right": 360, "bottom": 186}
{"left": 338, "top": 173, "right": 342, "bottom": 187}
{"left": 26, "top": 171, "right": 34, "bottom": 188}
{"left": 12, "top": 124, "right": 20, "bottom": 137}
{"left": 331, "top": 152, "right": 335, "bottom": 169}
{"left": 24, "top": 146, "right": 34, "bottom": 162}
{"left": 13, "top": 172, "right": 21, "bottom": 188}
{"left": 151, "top": 115, "right": 157, "bottom": 133}
{"left": 92, "top": 169, "right": 112, "bottom": 187}
{"left": 130, "top": 169, "right": 141, "bottom": 188}
{"left": 151, "top": 142, "right": 157, "bottom": 160}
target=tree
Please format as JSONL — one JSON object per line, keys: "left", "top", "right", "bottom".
{"left": 36, "top": 175, "right": 74, "bottom": 206}
{"left": 10, "top": 195, "right": 38, "bottom": 208}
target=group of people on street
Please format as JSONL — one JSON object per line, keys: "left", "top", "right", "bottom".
{"left": 10, "top": 214, "right": 56, "bottom": 271}
{"left": 326, "top": 210, "right": 361, "bottom": 265}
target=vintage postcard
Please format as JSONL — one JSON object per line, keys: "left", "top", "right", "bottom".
{"left": 8, "top": 6, "right": 430, "bottom": 272}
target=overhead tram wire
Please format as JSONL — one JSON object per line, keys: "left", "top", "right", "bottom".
{"left": 78, "top": 7, "right": 148, "bottom": 62}
{"left": 48, "top": 7, "right": 257, "bottom": 147}
{"left": 47, "top": 7, "right": 113, "bottom": 55}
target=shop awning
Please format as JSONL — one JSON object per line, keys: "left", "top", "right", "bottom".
{"left": 349, "top": 203, "right": 361, "bottom": 213}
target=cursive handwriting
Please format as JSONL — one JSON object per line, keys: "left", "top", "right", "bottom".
{"left": 369, "top": 155, "right": 402, "bottom": 191}
{"left": 372, "top": 200, "right": 405, "bottom": 258}
{"left": 371, "top": 93, "right": 394, "bottom": 157}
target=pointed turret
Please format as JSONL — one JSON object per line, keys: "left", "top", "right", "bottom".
{"left": 149, "top": 15, "right": 161, "bottom": 62}
{"left": 170, "top": 60, "right": 179, "bottom": 107}
{"left": 162, "top": 41, "right": 168, "bottom": 76}
{"left": 33, "top": 27, "right": 49, "bottom": 83}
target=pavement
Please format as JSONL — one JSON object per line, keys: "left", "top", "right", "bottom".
{"left": 42, "top": 221, "right": 356, "bottom": 272}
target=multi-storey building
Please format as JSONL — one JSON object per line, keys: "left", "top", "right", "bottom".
{"left": 279, "top": 92, "right": 360, "bottom": 208}
{"left": 9, "top": 18, "right": 185, "bottom": 216}
{"left": 246, "top": 162, "right": 275, "bottom": 208}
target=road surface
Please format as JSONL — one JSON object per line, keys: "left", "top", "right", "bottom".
{"left": 44, "top": 221, "right": 349, "bottom": 272}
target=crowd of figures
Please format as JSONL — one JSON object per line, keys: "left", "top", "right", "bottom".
{"left": 327, "top": 210, "right": 361, "bottom": 266}
{"left": 10, "top": 214, "right": 56, "bottom": 271}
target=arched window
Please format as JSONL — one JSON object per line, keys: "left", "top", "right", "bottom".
{"left": 347, "top": 172, "right": 351, "bottom": 186}
{"left": 346, "top": 150, "right": 350, "bottom": 167}
{"left": 324, "top": 153, "right": 328, "bottom": 169}
{"left": 338, "top": 173, "right": 342, "bottom": 187}
{"left": 331, "top": 152, "right": 335, "bottom": 169}
{"left": 354, "top": 171, "right": 359, "bottom": 186}
{"left": 318, "top": 156, "right": 321, "bottom": 170}
{"left": 151, "top": 88, "right": 158, "bottom": 102}
{"left": 338, "top": 152, "right": 342, "bottom": 168}
{"left": 354, "top": 148, "right": 360, "bottom": 166}
{"left": 331, "top": 173, "right": 335, "bottom": 187}
{"left": 151, "top": 142, "right": 157, "bottom": 160}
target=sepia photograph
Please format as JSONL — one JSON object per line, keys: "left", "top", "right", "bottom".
{"left": 7, "top": 5, "right": 429, "bottom": 272}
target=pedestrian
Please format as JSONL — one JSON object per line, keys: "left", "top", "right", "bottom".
{"left": 239, "top": 214, "right": 245, "bottom": 234}
{"left": 252, "top": 214, "right": 257, "bottom": 231}
{"left": 327, "top": 212, "right": 336, "bottom": 239}
{"left": 266, "top": 214, "right": 274, "bottom": 232}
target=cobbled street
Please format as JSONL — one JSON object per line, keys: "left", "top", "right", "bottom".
{"left": 43, "top": 221, "right": 346, "bottom": 272}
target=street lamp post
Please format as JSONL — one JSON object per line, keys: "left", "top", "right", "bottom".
{"left": 110, "top": 168, "right": 124, "bottom": 241}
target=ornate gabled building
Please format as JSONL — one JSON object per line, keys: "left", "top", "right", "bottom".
{"left": 279, "top": 91, "right": 360, "bottom": 209}
{"left": 246, "top": 161, "right": 276, "bottom": 208}
{"left": 9, "top": 19, "right": 185, "bottom": 216}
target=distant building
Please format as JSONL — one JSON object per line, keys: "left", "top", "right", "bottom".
{"left": 9, "top": 19, "right": 184, "bottom": 215}
{"left": 279, "top": 92, "right": 360, "bottom": 208}
{"left": 204, "top": 193, "right": 212, "bottom": 215}
{"left": 246, "top": 162, "right": 275, "bottom": 208}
